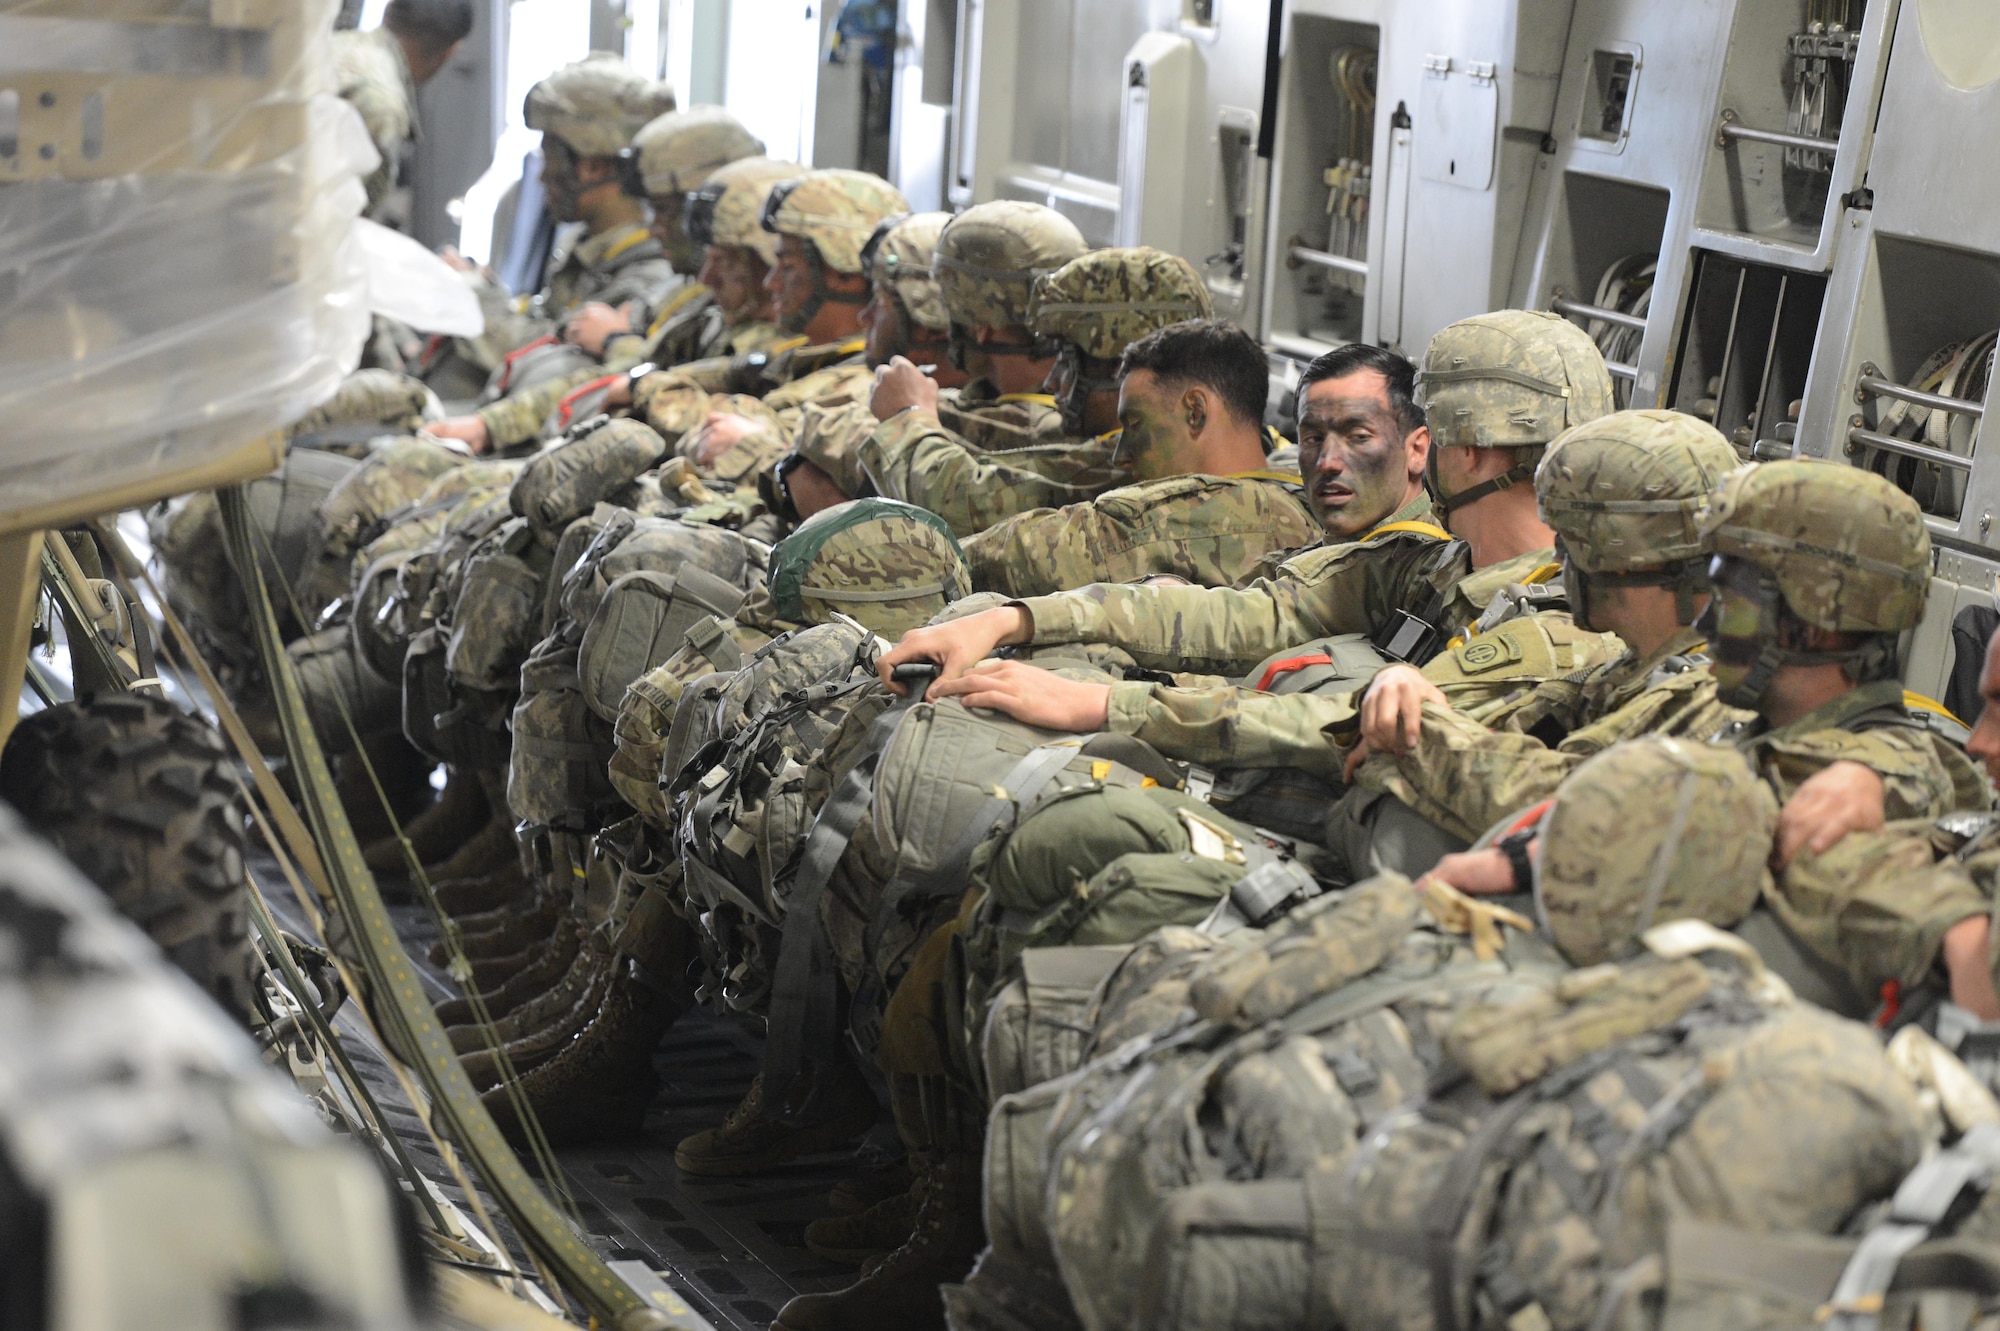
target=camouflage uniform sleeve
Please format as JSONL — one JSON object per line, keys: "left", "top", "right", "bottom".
{"left": 962, "top": 477, "right": 1319, "bottom": 598}
{"left": 1103, "top": 682, "right": 1354, "bottom": 775}
{"left": 477, "top": 365, "right": 605, "bottom": 448}
{"left": 1771, "top": 820, "right": 1987, "bottom": 998}
{"left": 1019, "top": 533, "right": 1446, "bottom": 676}
{"left": 1367, "top": 668, "right": 1747, "bottom": 845}
{"left": 1756, "top": 726, "right": 1983, "bottom": 819}
{"left": 859, "top": 410, "right": 1122, "bottom": 536}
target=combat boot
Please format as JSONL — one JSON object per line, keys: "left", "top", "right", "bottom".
{"left": 429, "top": 886, "right": 566, "bottom": 965}
{"left": 431, "top": 916, "right": 583, "bottom": 1025}
{"left": 362, "top": 765, "right": 489, "bottom": 874}
{"left": 673, "top": 1060, "right": 879, "bottom": 1178}
{"left": 827, "top": 1160, "right": 912, "bottom": 1215}
{"left": 804, "top": 1181, "right": 918, "bottom": 1266}
{"left": 447, "top": 937, "right": 603, "bottom": 1052}
{"left": 432, "top": 861, "right": 533, "bottom": 918}
{"left": 423, "top": 812, "right": 518, "bottom": 885}
{"left": 480, "top": 968, "right": 679, "bottom": 1147}
{"left": 458, "top": 951, "right": 612, "bottom": 1090}
{"left": 773, "top": 1152, "right": 982, "bottom": 1331}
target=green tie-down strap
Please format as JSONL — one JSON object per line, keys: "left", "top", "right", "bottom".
{"left": 218, "top": 486, "right": 706, "bottom": 1331}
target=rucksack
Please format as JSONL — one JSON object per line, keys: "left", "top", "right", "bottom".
{"left": 609, "top": 614, "right": 780, "bottom": 828}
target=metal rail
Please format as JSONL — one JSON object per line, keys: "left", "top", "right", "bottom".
{"left": 1606, "top": 360, "right": 1638, "bottom": 380}
{"left": 1550, "top": 294, "right": 1647, "bottom": 333}
{"left": 1855, "top": 372, "right": 1986, "bottom": 420}
{"left": 1287, "top": 244, "right": 1369, "bottom": 277}
{"left": 1848, "top": 426, "right": 1973, "bottom": 472}
{"left": 1715, "top": 110, "right": 1840, "bottom": 155}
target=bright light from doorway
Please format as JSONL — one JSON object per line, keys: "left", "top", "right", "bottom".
{"left": 457, "top": 0, "right": 593, "bottom": 264}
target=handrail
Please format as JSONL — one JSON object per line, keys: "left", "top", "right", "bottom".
{"left": 1551, "top": 293, "right": 1647, "bottom": 333}
{"left": 1287, "top": 244, "right": 1369, "bottom": 277}
{"left": 1848, "top": 426, "right": 1973, "bottom": 472}
{"left": 1855, "top": 372, "right": 1986, "bottom": 420}
{"left": 1715, "top": 109, "right": 1840, "bottom": 154}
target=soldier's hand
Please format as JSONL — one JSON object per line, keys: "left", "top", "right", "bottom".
{"left": 871, "top": 356, "right": 941, "bottom": 422}
{"left": 565, "top": 301, "right": 632, "bottom": 356}
{"left": 689, "top": 412, "right": 762, "bottom": 466}
{"left": 877, "top": 606, "right": 1034, "bottom": 696}
{"left": 427, "top": 415, "right": 492, "bottom": 455}
{"left": 1358, "top": 664, "right": 1447, "bottom": 757}
{"left": 1425, "top": 846, "right": 1525, "bottom": 896}
{"left": 929, "top": 660, "right": 1111, "bottom": 731}
{"left": 1943, "top": 916, "right": 2000, "bottom": 1020}
{"left": 1773, "top": 759, "right": 1886, "bottom": 869}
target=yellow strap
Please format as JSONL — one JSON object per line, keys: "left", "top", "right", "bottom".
{"left": 599, "top": 227, "right": 652, "bottom": 264}
{"left": 1364, "top": 518, "right": 1453, "bottom": 542}
{"left": 1228, "top": 469, "right": 1306, "bottom": 484}
{"left": 996, "top": 392, "right": 1058, "bottom": 406}
{"left": 770, "top": 334, "right": 811, "bottom": 354}
{"left": 832, "top": 335, "right": 867, "bottom": 355}
{"left": 644, "top": 281, "right": 710, "bottom": 337}
{"left": 1266, "top": 426, "right": 1293, "bottom": 450}
{"left": 1522, "top": 562, "right": 1563, "bottom": 585}
{"left": 1905, "top": 691, "right": 1966, "bottom": 726}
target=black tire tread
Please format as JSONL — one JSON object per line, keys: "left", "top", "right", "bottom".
{"left": 0, "top": 694, "right": 256, "bottom": 1021}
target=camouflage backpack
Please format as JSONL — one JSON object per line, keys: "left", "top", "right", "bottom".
{"left": 399, "top": 490, "right": 530, "bottom": 767}
{"left": 509, "top": 416, "right": 670, "bottom": 544}
{"left": 508, "top": 510, "right": 767, "bottom": 832}
{"left": 295, "top": 435, "right": 465, "bottom": 622}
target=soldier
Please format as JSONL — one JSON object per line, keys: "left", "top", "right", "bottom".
{"left": 875, "top": 309, "right": 1612, "bottom": 689}
{"left": 954, "top": 316, "right": 1320, "bottom": 596}
{"left": 629, "top": 169, "right": 910, "bottom": 482}
{"left": 430, "top": 118, "right": 776, "bottom": 455}
{"left": 768, "top": 210, "right": 965, "bottom": 520}
{"left": 867, "top": 233, "right": 1211, "bottom": 537}
{"left": 428, "top": 54, "right": 679, "bottom": 406}
{"left": 332, "top": 0, "right": 474, "bottom": 219}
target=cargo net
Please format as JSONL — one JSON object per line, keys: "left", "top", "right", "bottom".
{"left": 0, "top": 0, "right": 369, "bottom": 521}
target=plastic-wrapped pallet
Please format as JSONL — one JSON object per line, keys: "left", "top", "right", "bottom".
{"left": 0, "top": 0, "right": 370, "bottom": 523}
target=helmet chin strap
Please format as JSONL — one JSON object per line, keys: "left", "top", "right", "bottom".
{"left": 1428, "top": 446, "right": 1536, "bottom": 519}
{"left": 1699, "top": 571, "right": 1897, "bottom": 710}
{"left": 1055, "top": 343, "right": 1120, "bottom": 435}
{"left": 1564, "top": 553, "right": 1708, "bottom": 634}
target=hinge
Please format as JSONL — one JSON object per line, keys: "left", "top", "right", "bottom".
{"left": 1423, "top": 53, "right": 1451, "bottom": 77}
{"left": 1466, "top": 60, "right": 1497, "bottom": 85}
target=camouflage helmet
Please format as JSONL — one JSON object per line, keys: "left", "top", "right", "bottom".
{"left": 1417, "top": 310, "right": 1614, "bottom": 450}
{"left": 1698, "top": 459, "right": 1931, "bottom": 634}
{"left": 862, "top": 212, "right": 952, "bottom": 331}
{"left": 627, "top": 105, "right": 764, "bottom": 197}
{"left": 1533, "top": 736, "right": 1775, "bottom": 966}
{"left": 1028, "top": 247, "right": 1213, "bottom": 361}
{"left": 933, "top": 202, "right": 1089, "bottom": 329}
{"left": 760, "top": 169, "right": 910, "bottom": 275}
{"left": 525, "top": 53, "right": 677, "bottom": 158}
{"left": 1538, "top": 410, "right": 1740, "bottom": 573}
{"left": 767, "top": 497, "right": 971, "bottom": 636}
{"left": 688, "top": 157, "right": 805, "bottom": 268}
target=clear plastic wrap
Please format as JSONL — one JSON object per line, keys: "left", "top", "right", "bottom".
{"left": 0, "top": 0, "right": 370, "bottom": 523}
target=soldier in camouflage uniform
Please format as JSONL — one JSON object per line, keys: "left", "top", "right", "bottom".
{"left": 436, "top": 117, "right": 777, "bottom": 455}
{"left": 630, "top": 169, "right": 910, "bottom": 486}
{"left": 332, "top": 0, "right": 473, "bottom": 220}
{"left": 766, "top": 210, "right": 963, "bottom": 520}
{"left": 423, "top": 55, "right": 680, "bottom": 410}
{"left": 858, "top": 202, "right": 1106, "bottom": 533}
{"left": 877, "top": 310, "right": 1614, "bottom": 695}
{"left": 956, "top": 315, "right": 1320, "bottom": 596}
{"left": 1325, "top": 410, "right": 1752, "bottom": 848}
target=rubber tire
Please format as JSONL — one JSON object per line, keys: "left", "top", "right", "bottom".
{"left": 0, "top": 693, "right": 256, "bottom": 1022}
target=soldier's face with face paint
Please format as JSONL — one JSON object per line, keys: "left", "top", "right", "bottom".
{"left": 1294, "top": 369, "right": 1429, "bottom": 538}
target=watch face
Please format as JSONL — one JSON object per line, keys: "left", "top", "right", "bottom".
{"left": 627, "top": 362, "right": 658, "bottom": 383}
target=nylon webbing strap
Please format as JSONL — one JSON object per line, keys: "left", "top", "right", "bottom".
{"left": 216, "top": 489, "right": 692, "bottom": 1328}
{"left": 861, "top": 738, "right": 1087, "bottom": 965}
{"left": 762, "top": 699, "right": 916, "bottom": 1097}
{"left": 1821, "top": 1123, "right": 2000, "bottom": 1330}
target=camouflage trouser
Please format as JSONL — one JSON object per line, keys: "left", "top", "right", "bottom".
{"left": 1323, "top": 787, "right": 1470, "bottom": 885}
